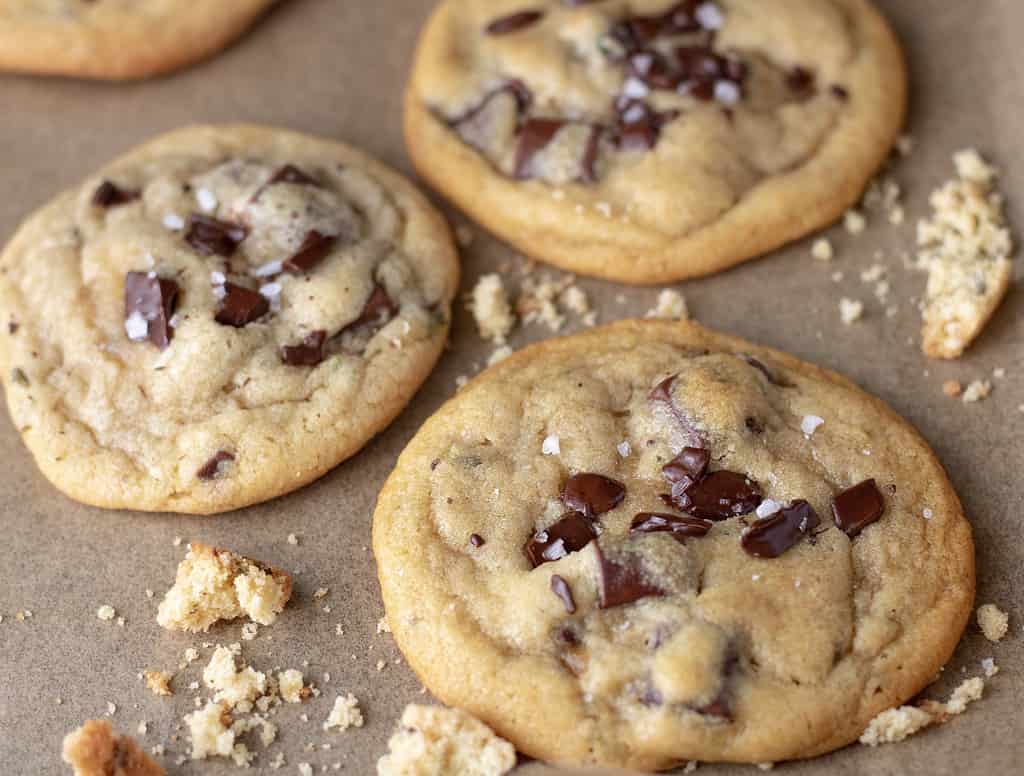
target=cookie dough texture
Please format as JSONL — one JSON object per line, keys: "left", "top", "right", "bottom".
{"left": 405, "top": 0, "right": 906, "bottom": 283}
{"left": 62, "top": 720, "right": 164, "bottom": 776}
{"left": 0, "top": 125, "right": 458, "bottom": 513}
{"left": 0, "top": 0, "right": 275, "bottom": 80}
{"left": 373, "top": 320, "right": 974, "bottom": 769}
{"left": 377, "top": 704, "right": 516, "bottom": 776}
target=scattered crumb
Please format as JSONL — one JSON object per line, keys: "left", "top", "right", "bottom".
{"left": 977, "top": 603, "right": 1009, "bottom": 642}
{"left": 897, "top": 135, "right": 915, "bottom": 157}
{"left": 839, "top": 298, "right": 864, "bottom": 325}
{"left": 62, "top": 720, "right": 165, "bottom": 776}
{"left": 377, "top": 617, "right": 391, "bottom": 634}
{"left": 287, "top": 533, "right": 299, "bottom": 546}
{"left": 313, "top": 587, "right": 329, "bottom": 600}
{"left": 942, "top": 380, "right": 963, "bottom": 398}
{"left": 469, "top": 274, "right": 515, "bottom": 345}
{"left": 157, "top": 543, "right": 292, "bottom": 632}
{"left": 185, "top": 701, "right": 236, "bottom": 761}
{"left": 917, "top": 149, "right": 1013, "bottom": 359}
{"left": 106, "top": 703, "right": 117, "bottom": 717}
{"left": 241, "top": 622, "right": 259, "bottom": 641}
{"left": 202, "top": 646, "right": 266, "bottom": 709}
{"left": 376, "top": 660, "right": 386, "bottom": 671}
{"left": 377, "top": 704, "right": 516, "bottom": 776}
{"left": 844, "top": 210, "right": 866, "bottom": 235}
{"left": 144, "top": 670, "right": 174, "bottom": 697}
{"left": 278, "top": 669, "right": 307, "bottom": 704}
{"left": 298, "top": 764, "right": 313, "bottom": 776}
{"left": 811, "top": 238, "right": 834, "bottom": 261}
{"left": 962, "top": 379, "right": 992, "bottom": 403}
{"left": 981, "top": 658, "right": 999, "bottom": 679}
{"left": 323, "top": 694, "right": 364, "bottom": 732}
{"left": 97, "top": 605, "right": 116, "bottom": 622}
{"left": 516, "top": 273, "right": 570, "bottom": 332}
{"left": 861, "top": 675, "right": 989, "bottom": 746}
{"left": 645, "top": 289, "right": 689, "bottom": 320}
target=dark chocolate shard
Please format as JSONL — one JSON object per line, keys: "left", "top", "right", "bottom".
{"left": 469, "top": 533, "right": 486, "bottom": 548}
{"left": 649, "top": 374, "right": 677, "bottom": 403}
{"left": 787, "top": 66, "right": 815, "bottom": 93}
{"left": 630, "top": 512, "right": 712, "bottom": 543}
{"left": 184, "top": 214, "right": 248, "bottom": 257}
{"left": 282, "top": 230, "right": 338, "bottom": 274}
{"left": 831, "top": 479, "right": 884, "bottom": 537}
{"left": 486, "top": 9, "right": 544, "bottom": 35}
{"left": 739, "top": 354, "right": 793, "bottom": 387}
{"left": 514, "top": 118, "right": 565, "bottom": 179}
{"left": 561, "top": 473, "right": 626, "bottom": 519}
{"left": 596, "top": 544, "right": 665, "bottom": 608}
{"left": 525, "top": 511, "right": 597, "bottom": 568}
{"left": 197, "top": 450, "right": 235, "bottom": 481}
{"left": 215, "top": 282, "right": 269, "bottom": 327}
{"left": 676, "top": 470, "right": 762, "bottom": 520}
{"left": 92, "top": 180, "right": 140, "bottom": 208}
{"left": 268, "top": 164, "right": 320, "bottom": 187}
{"left": 613, "top": 99, "right": 679, "bottom": 151}
{"left": 344, "top": 285, "right": 398, "bottom": 333}
{"left": 550, "top": 574, "right": 577, "bottom": 614}
{"left": 124, "top": 271, "right": 179, "bottom": 350}
{"left": 661, "top": 447, "right": 709, "bottom": 498}
{"left": 741, "top": 500, "right": 820, "bottom": 558}
{"left": 579, "top": 125, "right": 604, "bottom": 183}
{"left": 280, "top": 330, "right": 327, "bottom": 367}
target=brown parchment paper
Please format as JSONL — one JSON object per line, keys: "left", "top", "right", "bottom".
{"left": 0, "top": 1, "right": 1021, "bottom": 774}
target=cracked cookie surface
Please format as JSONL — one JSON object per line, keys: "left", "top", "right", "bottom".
{"left": 0, "top": 0, "right": 275, "bottom": 79}
{"left": 405, "top": 0, "right": 906, "bottom": 284}
{"left": 373, "top": 320, "right": 973, "bottom": 769}
{"left": 0, "top": 125, "right": 458, "bottom": 514}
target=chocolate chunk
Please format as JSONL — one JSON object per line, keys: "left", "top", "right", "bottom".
{"left": 280, "top": 330, "right": 327, "bottom": 367}
{"left": 630, "top": 512, "right": 712, "bottom": 542}
{"left": 739, "top": 354, "right": 792, "bottom": 387}
{"left": 595, "top": 544, "right": 665, "bottom": 608}
{"left": 345, "top": 285, "right": 398, "bottom": 332}
{"left": 649, "top": 374, "right": 677, "bottom": 402}
{"left": 579, "top": 125, "right": 604, "bottom": 184}
{"left": 830, "top": 84, "right": 849, "bottom": 100}
{"left": 661, "top": 0, "right": 701, "bottom": 34}
{"left": 744, "top": 416, "right": 763, "bottom": 434}
{"left": 184, "top": 214, "right": 247, "bottom": 257}
{"left": 92, "top": 180, "right": 139, "bottom": 208}
{"left": 613, "top": 99, "right": 679, "bottom": 151}
{"left": 626, "top": 49, "right": 678, "bottom": 90}
{"left": 525, "top": 511, "right": 597, "bottom": 568}
{"left": 741, "top": 500, "right": 820, "bottom": 558}
{"left": 268, "top": 164, "right": 320, "bottom": 186}
{"left": 550, "top": 574, "right": 577, "bottom": 614}
{"left": 469, "top": 533, "right": 486, "bottom": 548}
{"left": 124, "top": 271, "right": 179, "bottom": 350}
{"left": 661, "top": 447, "right": 709, "bottom": 497}
{"left": 7, "top": 321, "right": 18, "bottom": 335}
{"left": 677, "top": 470, "right": 761, "bottom": 520}
{"left": 197, "top": 450, "right": 235, "bottom": 480}
{"left": 562, "top": 473, "right": 625, "bottom": 518}
{"left": 486, "top": 10, "right": 544, "bottom": 35}
{"left": 675, "top": 46, "right": 728, "bottom": 82}
{"left": 282, "top": 230, "right": 338, "bottom": 274}
{"left": 215, "top": 282, "right": 269, "bottom": 327}
{"left": 514, "top": 118, "right": 565, "bottom": 179}
{"left": 832, "top": 479, "right": 884, "bottom": 537}
{"left": 787, "top": 66, "right": 815, "bottom": 93}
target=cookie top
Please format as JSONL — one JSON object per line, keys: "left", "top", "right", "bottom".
{"left": 0, "top": 0, "right": 274, "bottom": 80}
{"left": 405, "top": 0, "right": 906, "bottom": 284}
{"left": 0, "top": 125, "right": 458, "bottom": 514}
{"left": 373, "top": 320, "right": 973, "bottom": 769}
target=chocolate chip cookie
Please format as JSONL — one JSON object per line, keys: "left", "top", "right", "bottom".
{"left": 373, "top": 320, "right": 974, "bottom": 769}
{"left": 0, "top": 125, "right": 458, "bottom": 514}
{"left": 405, "top": 0, "right": 906, "bottom": 284}
{"left": 0, "top": 0, "right": 275, "bottom": 80}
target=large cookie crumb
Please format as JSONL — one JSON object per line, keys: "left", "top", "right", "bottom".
{"left": 143, "top": 670, "right": 173, "bottom": 697}
{"left": 62, "top": 720, "right": 165, "bottom": 776}
{"left": 917, "top": 149, "right": 1013, "bottom": 359}
{"left": 977, "top": 603, "right": 1009, "bottom": 642}
{"left": 156, "top": 543, "right": 292, "bottom": 632}
{"left": 470, "top": 274, "right": 515, "bottom": 344}
{"left": 323, "top": 693, "right": 364, "bottom": 732}
{"left": 860, "top": 675, "right": 988, "bottom": 746}
{"left": 377, "top": 704, "right": 515, "bottom": 776}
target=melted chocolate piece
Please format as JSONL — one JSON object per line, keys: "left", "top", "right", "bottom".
{"left": 514, "top": 118, "right": 565, "bottom": 179}
{"left": 613, "top": 99, "right": 679, "bottom": 151}
{"left": 626, "top": 49, "right": 677, "bottom": 90}
{"left": 525, "top": 511, "right": 597, "bottom": 567}
{"left": 124, "top": 271, "right": 179, "bottom": 350}
{"left": 268, "top": 164, "right": 320, "bottom": 186}
{"left": 486, "top": 10, "right": 544, "bottom": 35}
{"left": 596, "top": 544, "right": 665, "bottom": 608}
{"left": 215, "top": 282, "right": 269, "bottom": 327}
{"left": 469, "top": 533, "right": 486, "bottom": 548}
{"left": 197, "top": 450, "right": 235, "bottom": 480}
{"left": 185, "top": 214, "right": 248, "bottom": 257}
{"left": 345, "top": 285, "right": 398, "bottom": 332}
{"left": 741, "top": 500, "right": 820, "bottom": 558}
{"left": 283, "top": 230, "right": 338, "bottom": 273}
{"left": 92, "top": 180, "right": 139, "bottom": 208}
{"left": 562, "top": 473, "right": 626, "bottom": 518}
{"left": 830, "top": 84, "right": 849, "bottom": 100}
{"left": 649, "top": 374, "right": 677, "bottom": 402}
{"left": 787, "top": 66, "right": 815, "bottom": 93}
{"left": 744, "top": 416, "right": 764, "bottom": 434}
{"left": 550, "top": 574, "right": 577, "bottom": 614}
{"left": 579, "top": 125, "right": 604, "bottom": 184}
{"left": 661, "top": 447, "right": 709, "bottom": 497}
{"left": 677, "top": 470, "right": 761, "bottom": 520}
{"left": 280, "top": 330, "right": 327, "bottom": 366}
{"left": 739, "top": 354, "right": 792, "bottom": 387}
{"left": 832, "top": 479, "right": 884, "bottom": 537}
{"left": 8, "top": 321, "right": 18, "bottom": 335}
{"left": 630, "top": 512, "right": 712, "bottom": 542}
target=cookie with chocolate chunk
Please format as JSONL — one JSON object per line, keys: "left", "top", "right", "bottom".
{"left": 0, "top": 0, "right": 275, "bottom": 80}
{"left": 0, "top": 125, "right": 458, "bottom": 514}
{"left": 405, "top": 0, "right": 906, "bottom": 284}
{"left": 373, "top": 320, "right": 973, "bottom": 769}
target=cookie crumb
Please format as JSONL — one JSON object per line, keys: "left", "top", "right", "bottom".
{"left": 376, "top": 616, "right": 391, "bottom": 634}
{"left": 961, "top": 379, "right": 992, "bottom": 403}
{"left": 942, "top": 380, "right": 963, "bottom": 398}
{"left": 844, "top": 210, "right": 866, "bottom": 235}
{"left": 203, "top": 645, "right": 266, "bottom": 709}
{"left": 278, "top": 669, "right": 307, "bottom": 704}
{"left": 470, "top": 274, "right": 515, "bottom": 345}
{"left": 810, "top": 238, "right": 834, "bottom": 261}
{"left": 62, "top": 720, "right": 165, "bottom": 776}
{"left": 839, "top": 298, "right": 864, "bottom": 325}
{"left": 645, "top": 289, "right": 689, "bottom": 320}
{"left": 977, "top": 603, "right": 1009, "bottom": 642}
{"left": 241, "top": 622, "right": 259, "bottom": 641}
{"left": 323, "top": 693, "right": 364, "bottom": 732}
{"left": 377, "top": 704, "right": 515, "bottom": 776}
{"left": 97, "top": 605, "right": 116, "bottom": 622}
{"left": 287, "top": 533, "right": 299, "bottom": 546}
{"left": 144, "top": 670, "right": 174, "bottom": 697}
{"left": 184, "top": 701, "right": 235, "bottom": 761}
